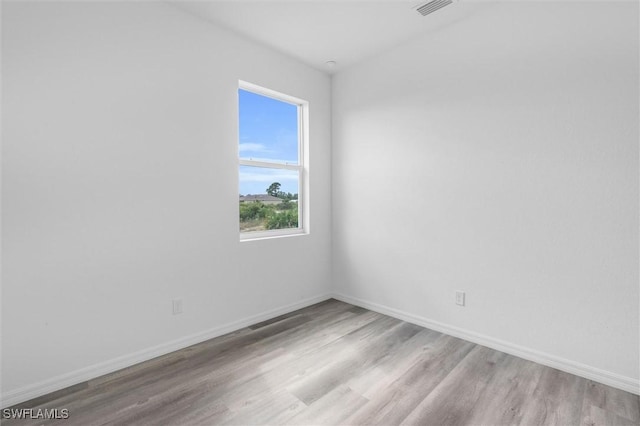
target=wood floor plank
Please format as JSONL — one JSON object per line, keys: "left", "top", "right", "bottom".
{"left": 517, "top": 366, "right": 588, "bottom": 426}
{"left": 4, "top": 299, "right": 638, "bottom": 426}
{"left": 284, "top": 384, "right": 369, "bottom": 425}
{"left": 582, "top": 405, "right": 639, "bottom": 426}
{"left": 218, "top": 389, "right": 304, "bottom": 426}
{"left": 581, "top": 380, "right": 640, "bottom": 424}
{"left": 212, "top": 310, "right": 382, "bottom": 410}
{"left": 399, "top": 345, "right": 508, "bottom": 425}
{"left": 344, "top": 334, "right": 476, "bottom": 426}
{"left": 286, "top": 317, "right": 414, "bottom": 405}
{"left": 469, "top": 355, "right": 544, "bottom": 425}
{"left": 346, "top": 328, "right": 440, "bottom": 399}
{"left": 248, "top": 299, "right": 340, "bottom": 330}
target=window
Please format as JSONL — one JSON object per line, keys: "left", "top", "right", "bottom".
{"left": 238, "top": 82, "right": 307, "bottom": 239}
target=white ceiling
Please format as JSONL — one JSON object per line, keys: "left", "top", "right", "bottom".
{"left": 170, "top": 0, "right": 487, "bottom": 74}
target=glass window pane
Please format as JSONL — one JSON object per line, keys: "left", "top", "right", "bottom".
{"left": 239, "top": 165, "right": 299, "bottom": 233}
{"left": 238, "top": 89, "right": 299, "bottom": 164}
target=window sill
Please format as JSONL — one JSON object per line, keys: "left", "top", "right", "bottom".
{"left": 240, "top": 228, "right": 307, "bottom": 242}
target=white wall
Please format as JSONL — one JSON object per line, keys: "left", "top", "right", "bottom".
{"left": 332, "top": 1, "right": 639, "bottom": 387}
{"left": 2, "top": 2, "right": 331, "bottom": 402}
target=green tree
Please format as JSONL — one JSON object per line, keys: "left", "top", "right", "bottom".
{"left": 266, "top": 182, "right": 281, "bottom": 197}
{"left": 239, "top": 202, "right": 271, "bottom": 221}
{"left": 266, "top": 210, "right": 298, "bottom": 230}
{"left": 276, "top": 199, "right": 296, "bottom": 210}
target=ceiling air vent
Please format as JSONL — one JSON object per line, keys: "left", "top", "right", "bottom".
{"left": 416, "top": 0, "right": 453, "bottom": 17}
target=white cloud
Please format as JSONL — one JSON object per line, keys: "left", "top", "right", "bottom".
{"left": 239, "top": 170, "right": 297, "bottom": 183}
{"left": 239, "top": 166, "right": 298, "bottom": 194}
{"left": 238, "top": 143, "right": 268, "bottom": 153}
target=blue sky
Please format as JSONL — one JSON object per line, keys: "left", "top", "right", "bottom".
{"left": 238, "top": 89, "right": 299, "bottom": 195}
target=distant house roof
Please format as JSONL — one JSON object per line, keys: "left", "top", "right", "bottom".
{"left": 239, "top": 194, "right": 282, "bottom": 203}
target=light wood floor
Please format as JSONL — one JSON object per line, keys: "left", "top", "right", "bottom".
{"left": 5, "top": 299, "right": 639, "bottom": 425}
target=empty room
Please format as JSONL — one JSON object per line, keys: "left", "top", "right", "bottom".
{"left": 1, "top": 0, "right": 638, "bottom": 425}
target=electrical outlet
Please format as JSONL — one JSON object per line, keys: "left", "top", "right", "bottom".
{"left": 172, "top": 299, "right": 183, "bottom": 315}
{"left": 455, "top": 291, "right": 465, "bottom": 307}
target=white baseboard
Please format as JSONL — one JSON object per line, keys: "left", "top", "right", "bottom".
{"left": 0, "top": 293, "right": 332, "bottom": 409}
{"left": 331, "top": 292, "right": 640, "bottom": 396}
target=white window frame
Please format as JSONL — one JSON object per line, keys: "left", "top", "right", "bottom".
{"left": 238, "top": 81, "right": 309, "bottom": 241}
